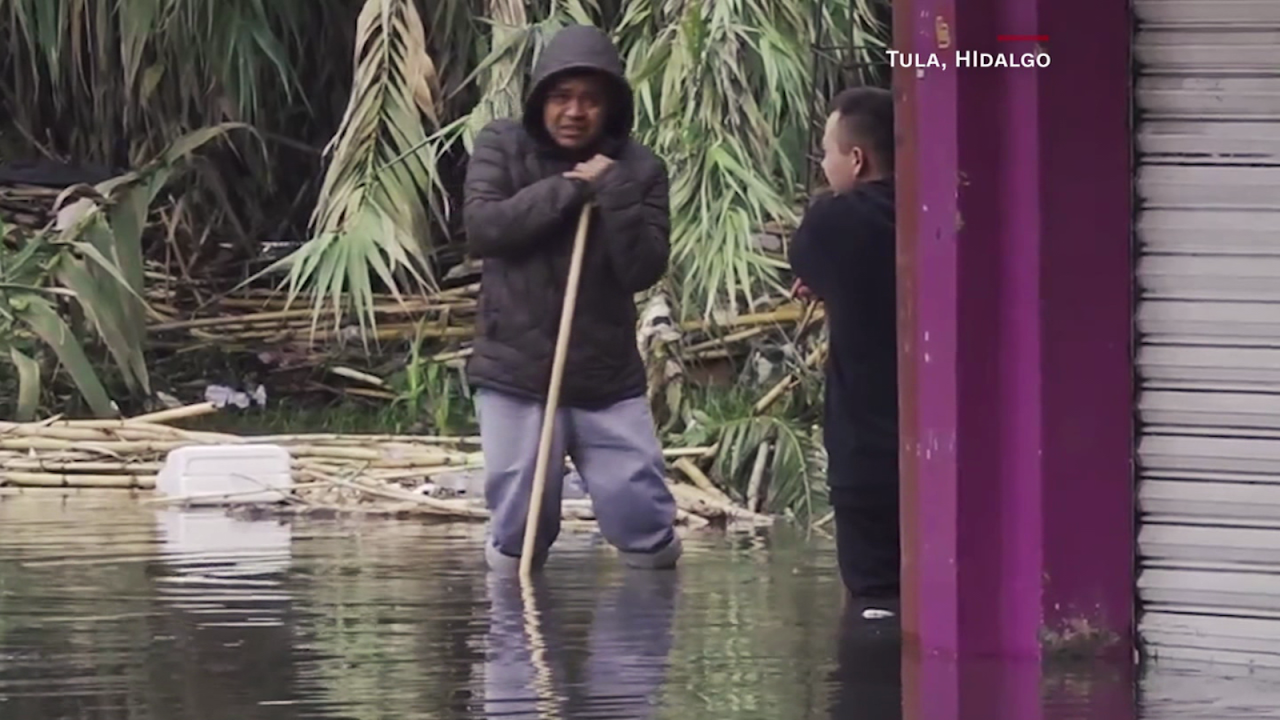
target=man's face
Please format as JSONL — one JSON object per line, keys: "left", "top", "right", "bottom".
{"left": 820, "top": 112, "right": 863, "bottom": 195}
{"left": 543, "top": 73, "right": 608, "bottom": 150}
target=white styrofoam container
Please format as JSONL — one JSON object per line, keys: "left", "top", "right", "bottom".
{"left": 156, "top": 444, "right": 293, "bottom": 505}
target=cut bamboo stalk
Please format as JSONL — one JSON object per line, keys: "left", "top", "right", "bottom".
{"left": 284, "top": 446, "right": 380, "bottom": 461}
{"left": 683, "top": 327, "right": 766, "bottom": 354}
{"left": 201, "top": 324, "right": 473, "bottom": 342}
{"left": 301, "top": 469, "right": 488, "bottom": 518}
{"left": 0, "top": 439, "right": 185, "bottom": 453}
{"left": 746, "top": 440, "right": 771, "bottom": 513}
{"left": 12, "top": 420, "right": 232, "bottom": 442}
{"left": 129, "top": 402, "right": 218, "bottom": 424}
{"left": 0, "top": 487, "right": 124, "bottom": 497}
{"left": 665, "top": 481, "right": 773, "bottom": 526}
{"left": 430, "top": 348, "right": 473, "bottom": 362}
{"left": 147, "top": 302, "right": 453, "bottom": 331}
{"left": 0, "top": 426, "right": 169, "bottom": 442}
{"left": 418, "top": 463, "right": 484, "bottom": 477}
{"left": 294, "top": 446, "right": 474, "bottom": 462}
{"left": 754, "top": 377, "right": 798, "bottom": 415}
{"left": 0, "top": 472, "right": 156, "bottom": 488}
{"left": 328, "top": 366, "right": 386, "bottom": 387}
{"left": 1, "top": 460, "right": 162, "bottom": 473}
{"left": 792, "top": 300, "right": 819, "bottom": 344}
{"left": 291, "top": 454, "right": 477, "bottom": 469}
{"left": 248, "top": 433, "right": 480, "bottom": 445}
{"left": 752, "top": 342, "right": 828, "bottom": 415}
{"left": 342, "top": 388, "right": 398, "bottom": 401}
{"left": 678, "top": 304, "right": 824, "bottom": 333}
{"left": 673, "top": 457, "right": 735, "bottom": 506}
{"left": 2, "top": 419, "right": 163, "bottom": 433}
{"left": 662, "top": 446, "right": 716, "bottom": 458}
{"left": 291, "top": 462, "right": 354, "bottom": 477}
{"left": 812, "top": 510, "right": 835, "bottom": 529}
{"left": 221, "top": 295, "right": 474, "bottom": 308}
{"left": 139, "top": 481, "right": 329, "bottom": 505}
{"left": 0, "top": 425, "right": 228, "bottom": 444}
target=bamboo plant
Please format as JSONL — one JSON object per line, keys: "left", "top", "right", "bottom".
{"left": 0, "top": 124, "right": 254, "bottom": 418}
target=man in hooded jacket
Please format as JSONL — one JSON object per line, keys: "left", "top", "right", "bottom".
{"left": 462, "top": 24, "right": 681, "bottom": 572}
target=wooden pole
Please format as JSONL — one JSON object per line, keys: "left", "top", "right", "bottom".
{"left": 519, "top": 205, "right": 592, "bottom": 581}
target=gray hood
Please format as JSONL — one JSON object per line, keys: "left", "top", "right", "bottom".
{"left": 522, "top": 24, "right": 634, "bottom": 149}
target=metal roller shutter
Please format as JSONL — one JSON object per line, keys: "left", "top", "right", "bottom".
{"left": 1135, "top": 0, "right": 1280, "bottom": 665}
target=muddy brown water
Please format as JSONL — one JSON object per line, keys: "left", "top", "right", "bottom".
{"left": 0, "top": 493, "right": 1277, "bottom": 719}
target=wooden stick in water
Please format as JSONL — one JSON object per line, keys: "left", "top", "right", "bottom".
{"left": 520, "top": 205, "right": 592, "bottom": 581}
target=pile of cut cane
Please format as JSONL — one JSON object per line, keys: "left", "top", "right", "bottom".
{"left": 0, "top": 399, "right": 770, "bottom": 529}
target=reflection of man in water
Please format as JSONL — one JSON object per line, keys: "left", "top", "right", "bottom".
{"left": 483, "top": 570, "right": 678, "bottom": 718}
{"left": 829, "top": 602, "right": 902, "bottom": 720}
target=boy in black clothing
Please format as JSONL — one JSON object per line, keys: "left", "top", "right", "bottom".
{"left": 788, "top": 87, "right": 900, "bottom": 614}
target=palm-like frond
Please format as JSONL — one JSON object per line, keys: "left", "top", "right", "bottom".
{"left": 271, "top": 0, "right": 447, "bottom": 342}
{"left": 712, "top": 415, "right": 828, "bottom": 520}
{"left": 616, "top": 0, "right": 888, "bottom": 320}
{"left": 459, "top": 0, "right": 604, "bottom": 150}
{"left": 674, "top": 383, "right": 827, "bottom": 521}
{"left": 461, "top": 0, "right": 530, "bottom": 147}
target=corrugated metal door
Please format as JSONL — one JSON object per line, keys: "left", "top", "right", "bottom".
{"left": 1135, "top": 0, "right": 1280, "bottom": 666}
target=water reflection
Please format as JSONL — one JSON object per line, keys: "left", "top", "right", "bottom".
{"left": 153, "top": 509, "right": 293, "bottom": 626}
{"left": 904, "top": 652, "right": 1135, "bottom": 720}
{"left": 829, "top": 602, "right": 901, "bottom": 720}
{"left": 483, "top": 570, "right": 676, "bottom": 718}
{"left": 1, "top": 493, "right": 1280, "bottom": 719}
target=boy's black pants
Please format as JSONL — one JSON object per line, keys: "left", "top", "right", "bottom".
{"left": 829, "top": 451, "right": 901, "bottom": 599}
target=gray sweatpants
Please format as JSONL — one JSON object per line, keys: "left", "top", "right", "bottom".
{"left": 476, "top": 388, "right": 681, "bottom": 570}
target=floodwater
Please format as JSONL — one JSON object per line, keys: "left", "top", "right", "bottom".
{"left": 0, "top": 494, "right": 1278, "bottom": 719}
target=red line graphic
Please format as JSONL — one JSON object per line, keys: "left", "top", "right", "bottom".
{"left": 997, "top": 34, "right": 1049, "bottom": 41}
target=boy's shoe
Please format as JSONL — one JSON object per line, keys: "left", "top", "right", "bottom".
{"left": 848, "top": 594, "right": 900, "bottom": 622}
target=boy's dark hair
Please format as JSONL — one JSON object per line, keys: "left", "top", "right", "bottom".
{"left": 830, "top": 86, "right": 895, "bottom": 172}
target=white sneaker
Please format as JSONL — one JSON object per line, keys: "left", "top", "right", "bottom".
{"left": 862, "top": 607, "right": 896, "bottom": 620}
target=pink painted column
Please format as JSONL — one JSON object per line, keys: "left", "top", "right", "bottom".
{"left": 894, "top": 0, "right": 1134, "bottom": 659}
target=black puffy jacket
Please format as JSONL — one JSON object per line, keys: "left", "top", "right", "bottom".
{"left": 462, "top": 25, "right": 670, "bottom": 409}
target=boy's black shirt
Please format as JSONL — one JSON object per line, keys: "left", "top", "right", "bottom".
{"left": 787, "top": 177, "right": 898, "bottom": 485}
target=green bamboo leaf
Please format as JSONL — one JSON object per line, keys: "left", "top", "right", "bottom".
{"left": 15, "top": 295, "right": 116, "bottom": 417}
{"left": 67, "top": 240, "right": 149, "bottom": 306}
{"left": 104, "top": 185, "right": 149, "bottom": 296}
{"left": 10, "top": 347, "right": 42, "bottom": 421}
{"left": 153, "top": 122, "right": 261, "bottom": 187}
{"left": 118, "top": 0, "right": 163, "bottom": 102}
{"left": 53, "top": 255, "right": 149, "bottom": 394}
